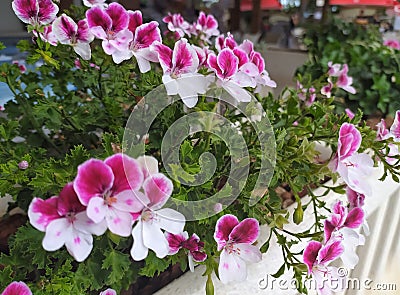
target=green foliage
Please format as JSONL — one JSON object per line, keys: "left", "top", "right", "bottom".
{"left": 0, "top": 5, "right": 399, "bottom": 295}
{"left": 297, "top": 18, "right": 400, "bottom": 116}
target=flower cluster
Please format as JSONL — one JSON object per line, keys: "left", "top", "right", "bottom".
{"left": 11, "top": 0, "right": 276, "bottom": 109}
{"left": 1, "top": 281, "right": 116, "bottom": 295}
{"left": 303, "top": 191, "right": 366, "bottom": 295}
{"left": 28, "top": 154, "right": 187, "bottom": 262}
{"left": 321, "top": 62, "right": 356, "bottom": 98}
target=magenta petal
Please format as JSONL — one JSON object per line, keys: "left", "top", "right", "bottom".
{"left": 106, "top": 3, "right": 128, "bottom": 32}
{"left": 143, "top": 173, "right": 173, "bottom": 210}
{"left": 233, "top": 48, "right": 249, "bottom": 68}
{"left": 207, "top": 54, "right": 223, "bottom": 78}
{"left": 12, "top": 0, "right": 38, "bottom": 24}
{"left": 250, "top": 51, "right": 265, "bottom": 73}
{"left": 28, "top": 196, "right": 60, "bottom": 231}
{"left": 303, "top": 240, "right": 322, "bottom": 274}
{"left": 135, "top": 21, "right": 161, "bottom": 48}
{"left": 172, "top": 39, "right": 196, "bottom": 73}
{"left": 192, "top": 250, "right": 207, "bottom": 262}
{"left": 318, "top": 240, "right": 344, "bottom": 265}
{"left": 229, "top": 218, "right": 259, "bottom": 244}
{"left": 1, "top": 281, "right": 32, "bottom": 295}
{"left": 52, "top": 14, "right": 77, "bottom": 44}
{"left": 128, "top": 10, "right": 143, "bottom": 34}
{"left": 324, "top": 220, "right": 335, "bottom": 242}
{"left": 38, "top": 0, "right": 58, "bottom": 25}
{"left": 214, "top": 214, "right": 239, "bottom": 250}
{"left": 390, "top": 110, "right": 400, "bottom": 139}
{"left": 57, "top": 183, "right": 86, "bottom": 216}
{"left": 76, "top": 19, "right": 93, "bottom": 43}
{"left": 86, "top": 6, "right": 112, "bottom": 32}
{"left": 74, "top": 159, "right": 114, "bottom": 205}
{"left": 338, "top": 123, "right": 361, "bottom": 161}
{"left": 166, "top": 232, "right": 186, "bottom": 254}
{"left": 344, "top": 208, "right": 364, "bottom": 228}
{"left": 346, "top": 187, "right": 365, "bottom": 209}
{"left": 104, "top": 153, "right": 143, "bottom": 194}
{"left": 153, "top": 41, "right": 173, "bottom": 71}
{"left": 217, "top": 48, "right": 238, "bottom": 79}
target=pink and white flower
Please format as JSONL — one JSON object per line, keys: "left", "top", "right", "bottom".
{"left": 162, "top": 13, "right": 190, "bottom": 37}
{"left": 112, "top": 10, "right": 161, "bottom": 71}
{"left": 383, "top": 39, "right": 400, "bottom": 50}
{"left": 130, "top": 173, "right": 185, "bottom": 260}
{"left": 12, "top": 0, "right": 58, "bottom": 27}
{"left": 86, "top": 3, "right": 133, "bottom": 62}
{"left": 52, "top": 14, "right": 94, "bottom": 60}
{"left": 330, "top": 123, "right": 374, "bottom": 196}
{"left": 73, "top": 153, "right": 144, "bottom": 237}
{"left": 324, "top": 201, "right": 365, "bottom": 268}
{"left": 321, "top": 79, "right": 333, "bottom": 98}
{"left": 208, "top": 48, "right": 253, "bottom": 103}
{"left": 327, "top": 61, "right": 341, "bottom": 77}
{"left": 195, "top": 12, "right": 219, "bottom": 41}
{"left": 28, "top": 183, "right": 107, "bottom": 262}
{"left": 303, "top": 239, "right": 345, "bottom": 295}
{"left": 345, "top": 108, "right": 355, "bottom": 119}
{"left": 376, "top": 119, "right": 390, "bottom": 141}
{"left": 137, "top": 155, "right": 159, "bottom": 180}
{"left": 246, "top": 51, "right": 277, "bottom": 95}
{"left": 336, "top": 64, "right": 356, "bottom": 94}
{"left": 215, "top": 33, "right": 237, "bottom": 51}
{"left": 166, "top": 231, "right": 207, "bottom": 271}
{"left": 83, "top": 0, "right": 107, "bottom": 8}
{"left": 214, "top": 214, "right": 262, "bottom": 284}
{"left": 390, "top": 110, "right": 400, "bottom": 141}
{"left": 152, "top": 39, "right": 210, "bottom": 108}
{"left": 99, "top": 289, "right": 117, "bottom": 295}
{"left": 1, "top": 281, "right": 32, "bottom": 295}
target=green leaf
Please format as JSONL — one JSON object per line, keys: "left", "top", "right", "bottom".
{"left": 139, "top": 251, "right": 170, "bottom": 277}
{"left": 102, "top": 250, "right": 131, "bottom": 285}
{"left": 271, "top": 263, "right": 286, "bottom": 278}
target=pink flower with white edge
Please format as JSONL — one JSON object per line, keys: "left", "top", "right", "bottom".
{"left": 327, "top": 61, "right": 341, "bottom": 77}
{"left": 166, "top": 231, "right": 207, "bottom": 272}
{"left": 321, "top": 79, "right": 333, "bottom": 98}
{"left": 112, "top": 10, "right": 161, "bottom": 71}
{"left": 346, "top": 187, "right": 365, "bottom": 210}
{"left": 214, "top": 214, "right": 262, "bottom": 284}
{"left": 303, "top": 239, "right": 345, "bottom": 295}
{"left": 28, "top": 183, "right": 107, "bottom": 262}
{"left": 330, "top": 124, "right": 374, "bottom": 196}
{"left": 390, "top": 110, "right": 400, "bottom": 141}
{"left": 83, "top": 0, "right": 107, "bottom": 8}
{"left": 238, "top": 39, "right": 254, "bottom": 55}
{"left": 208, "top": 48, "right": 253, "bottom": 103}
{"left": 12, "top": 61, "right": 27, "bottom": 74}
{"left": 383, "top": 39, "right": 400, "bottom": 50}
{"left": 337, "top": 123, "right": 362, "bottom": 162}
{"left": 130, "top": 174, "right": 185, "bottom": 260}
{"left": 324, "top": 201, "right": 365, "bottom": 269}
{"left": 195, "top": 11, "right": 219, "bottom": 41}
{"left": 336, "top": 64, "right": 356, "bottom": 95}
{"left": 52, "top": 14, "right": 94, "bottom": 60}
{"left": 162, "top": 13, "right": 190, "bottom": 37}
{"left": 215, "top": 33, "right": 237, "bottom": 51}
{"left": 137, "top": 155, "right": 159, "bottom": 180}
{"left": 99, "top": 289, "right": 116, "bottom": 295}
{"left": 12, "top": 0, "right": 58, "bottom": 27}
{"left": 73, "top": 153, "right": 144, "bottom": 237}
{"left": 376, "top": 119, "right": 390, "bottom": 141}
{"left": 152, "top": 39, "right": 210, "bottom": 108}
{"left": 86, "top": 3, "right": 133, "bottom": 62}
{"left": 345, "top": 108, "right": 355, "bottom": 119}
{"left": 1, "top": 281, "right": 32, "bottom": 295}
{"left": 250, "top": 51, "right": 277, "bottom": 94}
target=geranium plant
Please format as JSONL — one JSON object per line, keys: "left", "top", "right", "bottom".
{"left": 0, "top": 1, "right": 399, "bottom": 295}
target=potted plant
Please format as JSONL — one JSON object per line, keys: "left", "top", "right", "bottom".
{"left": 0, "top": 1, "right": 399, "bottom": 295}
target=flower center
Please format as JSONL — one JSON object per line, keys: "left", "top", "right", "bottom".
{"left": 66, "top": 212, "right": 76, "bottom": 223}
{"left": 141, "top": 209, "right": 155, "bottom": 222}
{"left": 225, "top": 241, "right": 240, "bottom": 255}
